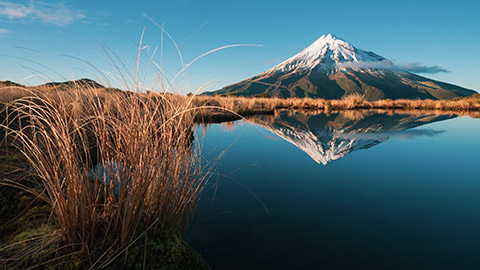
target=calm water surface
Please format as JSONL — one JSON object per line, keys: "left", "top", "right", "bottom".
{"left": 190, "top": 111, "right": 480, "bottom": 270}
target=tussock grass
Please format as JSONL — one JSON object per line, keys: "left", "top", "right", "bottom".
{"left": 192, "top": 93, "right": 480, "bottom": 118}
{"left": 5, "top": 83, "right": 478, "bottom": 122}
{"left": 1, "top": 83, "right": 209, "bottom": 268}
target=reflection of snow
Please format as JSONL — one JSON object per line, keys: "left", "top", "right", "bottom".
{"left": 336, "top": 129, "right": 445, "bottom": 141}
{"left": 252, "top": 112, "right": 451, "bottom": 165}
{"left": 264, "top": 125, "right": 380, "bottom": 165}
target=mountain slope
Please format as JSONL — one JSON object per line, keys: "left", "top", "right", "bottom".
{"left": 209, "top": 34, "right": 476, "bottom": 100}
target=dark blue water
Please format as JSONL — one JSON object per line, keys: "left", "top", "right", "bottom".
{"left": 190, "top": 111, "right": 480, "bottom": 270}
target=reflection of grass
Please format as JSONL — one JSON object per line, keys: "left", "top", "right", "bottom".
{"left": 0, "top": 83, "right": 209, "bottom": 269}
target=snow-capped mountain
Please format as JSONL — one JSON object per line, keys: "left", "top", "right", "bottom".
{"left": 265, "top": 34, "right": 388, "bottom": 74}
{"left": 209, "top": 34, "right": 476, "bottom": 100}
{"left": 248, "top": 110, "right": 454, "bottom": 165}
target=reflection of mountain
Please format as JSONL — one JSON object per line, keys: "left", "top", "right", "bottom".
{"left": 248, "top": 110, "right": 454, "bottom": 165}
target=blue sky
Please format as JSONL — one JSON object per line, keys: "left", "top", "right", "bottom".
{"left": 0, "top": 0, "right": 479, "bottom": 93}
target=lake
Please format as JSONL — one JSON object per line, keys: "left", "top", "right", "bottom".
{"left": 190, "top": 110, "right": 480, "bottom": 270}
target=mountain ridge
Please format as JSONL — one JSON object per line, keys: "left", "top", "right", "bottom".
{"left": 0, "top": 78, "right": 105, "bottom": 89}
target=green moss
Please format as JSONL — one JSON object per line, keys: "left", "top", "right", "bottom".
{"left": 1, "top": 185, "right": 208, "bottom": 269}
{"left": 103, "top": 230, "right": 208, "bottom": 270}
{"left": 11, "top": 224, "right": 54, "bottom": 243}
{"left": 0, "top": 185, "right": 49, "bottom": 243}
{"left": 0, "top": 153, "right": 22, "bottom": 170}
{"left": 8, "top": 243, "right": 84, "bottom": 270}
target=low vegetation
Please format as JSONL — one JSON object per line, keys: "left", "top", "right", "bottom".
{"left": 2, "top": 81, "right": 479, "bottom": 122}
{"left": 201, "top": 92, "right": 480, "bottom": 112}
{"left": 191, "top": 92, "right": 480, "bottom": 121}
{"left": 0, "top": 83, "right": 209, "bottom": 269}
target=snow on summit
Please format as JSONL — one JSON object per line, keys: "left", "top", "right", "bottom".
{"left": 268, "top": 34, "right": 389, "bottom": 73}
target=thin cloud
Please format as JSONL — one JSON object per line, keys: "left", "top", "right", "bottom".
{"left": 0, "top": 1, "right": 86, "bottom": 26}
{"left": 0, "top": 28, "right": 9, "bottom": 37}
{"left": 125, "top": 19, "right": 137, "bottom": 24}
{"left": 264, "top": 57, "right": 282, "bottom": 65}
{"left": 336, "top": 60, "right": 449, "bottom": 74}
{"left": 395, "top": 62, "right": 449, "bottom": 74}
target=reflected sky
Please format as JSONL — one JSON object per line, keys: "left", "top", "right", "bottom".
{"left": 191, "top": 112, "right": 480, "bottom": 270}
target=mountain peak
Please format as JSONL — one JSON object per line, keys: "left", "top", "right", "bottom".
{"left": 266, "top": 34, "right": 386, "bottom": 73}
{"left": 318, "top": 33, "right": 340, "bottom": 41}
{"left": 310, "top": 34, "right": 350, "bottom": 51}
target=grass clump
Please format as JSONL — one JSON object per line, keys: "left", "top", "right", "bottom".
{"left": 0, "top": 83, "right": 209, "bottom": 269}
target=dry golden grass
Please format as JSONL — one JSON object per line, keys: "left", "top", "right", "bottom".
{"left": 6, "top": 83, "right": 478, "bottom": 122}
{"left": 1, "top": 83, "right": 210, "bottom": 267}
{"left": 190, "top": 93, "right": 480, "bottom": 118}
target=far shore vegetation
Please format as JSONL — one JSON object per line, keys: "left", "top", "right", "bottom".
{"left": 2, "top": 79, "right": 479, "bottom": 123}
{"left": 192, "top": 92, "right": 480, "bottom": 121}
{"left": 0, "top": 79, "right": 478, "bottom": 268}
